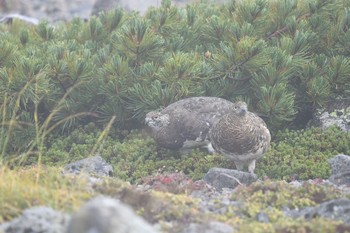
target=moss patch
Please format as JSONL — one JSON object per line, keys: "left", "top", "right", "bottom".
{"left": 232, "top": 180, "right": 344, "bottom": 217}
{"left": 33, "top": 124, "right": 350, "bottom": 183}
{"left": 257, "top": 126, "right": 350, "bottom": 180}
{"left": 238, "top": 219, "right": 349, "bottom": 233}
{"left": 230, "top": 181, "right": 350, "bottom": 233}
{"left": 41, "top": 123, "right": 234, "bottom": 183}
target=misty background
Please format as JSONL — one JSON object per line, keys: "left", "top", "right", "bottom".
{"left": 0, "top": 0, "right": 226, "bottom": 22}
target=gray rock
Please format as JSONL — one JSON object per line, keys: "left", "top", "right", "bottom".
{"left": 288, "top": 180, "right": 303, "bottom": 188}
{"left": 311, "top": 99, "right": 350, "bottom": 132}
{"left": 91, "top": 0, "right": 120, "bottom": 16}
{"left": 0, "top": 13, "right": 39, "bottom": 25}
{"left": 0, "top": 0, "right": 94, "bottom": 23}
{"left": 256, "top": 212, "right": 270, "bottom": 223}
{"left": 0, "top": 206, "right": 69, "bottom": 233}
{"left": 66, "top": 196, "right": 158, "bottom": 233}
{"left": 328, "top": 154, "right": 350, "bottom": 186}
{"left": 182, "top": 221, "right": 234, "bottom": 233}
{"left": 92, "top": 0, "right": 201, "bottom": 16}
{"left": 63, "top": 155, "right": 113, "bottom": 177}
{"left": 285, "top": 198, "right": 350, "bottom": 224}
{"left": 204, "top": 167, "right": 257, "bottom": 191}
{"left": 190, "top": 188, "right": 243, "bottom": 216}
{"left": 316, "top": 111, "right": 350, "bottom": 132}
{"left": 1, "top": 0, "right": 228, "bottom": 23}
{"left": 283, "top": 205, "right": 314, "bottom": 219}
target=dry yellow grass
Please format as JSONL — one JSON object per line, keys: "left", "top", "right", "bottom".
{"left": 0, "top": 165, "right": 92, "bottom": 223}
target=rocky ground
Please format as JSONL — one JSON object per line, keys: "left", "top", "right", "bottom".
{"left": 1, "top": 104, "right": 349, "bottom": 232}
{"left": 1, "top": 153, "right": 350, "bottom": 233}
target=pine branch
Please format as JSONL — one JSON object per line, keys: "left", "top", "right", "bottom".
{"left": 266, "top": 13, "right": 311, "bottom": 39}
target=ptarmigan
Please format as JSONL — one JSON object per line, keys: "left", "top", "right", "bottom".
{"left": 145, "top": 97, "right": 235, "bottom": 151}
{"left": 208, "top": 101, "right": 271, "bottom": 174}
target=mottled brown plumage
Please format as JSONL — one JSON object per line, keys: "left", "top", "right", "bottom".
{"left": 145, "top": 97, "right": 235, "bottom": 151}
{"left": 209, "top": 101, "right": 271, "bottom": 173}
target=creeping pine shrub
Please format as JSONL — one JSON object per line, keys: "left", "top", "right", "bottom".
{"left": 256, "top": 126, "right": 350, "bottom": 180}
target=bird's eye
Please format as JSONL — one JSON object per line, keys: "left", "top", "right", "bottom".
{"left": 234, "top": 106, "right": 238, "bottom": 109}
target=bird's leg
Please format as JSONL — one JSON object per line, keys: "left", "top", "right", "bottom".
{"left": 205, "top": 142, "right": 216, "bottom": 154}
{"left": 233, "top": 160, "right": 244, "bottom": 171}
{"left": 248, "top": 160, "right": 256, "bottom": 174}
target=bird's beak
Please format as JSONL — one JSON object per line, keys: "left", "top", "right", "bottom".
{"left": 240, "top": 106, "right": 248, "bottom": 115}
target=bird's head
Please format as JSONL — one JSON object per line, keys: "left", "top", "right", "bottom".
{"left": 145, "top": 111, "right": 170, "bottom": 129}
{"left": 233, "top": 101, "right": 248, "bottom": 116}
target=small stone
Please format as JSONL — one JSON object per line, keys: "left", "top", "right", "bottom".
{"left": 204, "top": 167, "right": 258, "bottom": 191}
{"left": 92, "top": 0, "right": 203, "bottom": 16}
{"left": 256, "top": 212, "right": 270, "bottom": 223}
{"left": 0, "top": 14, "right": 39, "bottom": 25}
{"left": 328, "top": 154, "right": 350, "bottom": 186}
{"left": 284, "top": 198, "right": 350, "bottom": 225}
{"left": 288, "top": 180, "right": 303, "bottom": 188}
{"left": 66, "top": 196, "right": 158, "bottom": 233}
{"left": 63, "top": 155, "right": 113, "bottom": 177}
{"left": 307, "top": 198, "right": 350, "bottom": 224}
{"left": 182, "top": 221, "right": 234, "bottom": 233}
{"left": 0, "top": 206, "right": 69, "bottom": 233}
{"left": 311, "top": 99, "right": 350, "bottom": 132}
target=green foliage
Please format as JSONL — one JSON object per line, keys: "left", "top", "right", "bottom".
{"left": 257, "top": 126, "right": 350, "bottom": 180}
{"left": 234, "top": 180, "right": 342, "bottom": 211}
{"left": 0, "top": 40, "right": 17, "bottom": 68}
{"left": 40, "top": 123, "right": 349, "bottom": 183}
{"left": 0, "top": 0, "right": 350, "bottom": 161}
{"left": 36, "top": 21, "right": 54, "bottom": 41}
{"left": 113, "top": 17, "right": 165, "bottom": 66}
{"left": 327, "top": 55, "right": 350, "bottom": 94}
{"left": 232, "top": 180, "right": 348, "bottom": 233}
{"left": 0, "top": 166, "right": 91, "bottom": 222}
{"left": 125, "top": 80, "right": 180, "bottom": 121}
{"left": 99, "top": 8, "right": 124, "bottom": 33}
{"left": 41, "top": 123, "right": 232, "bottom": 183}
{"left": 19, "top": 29, "right": 29, "bottom": 45}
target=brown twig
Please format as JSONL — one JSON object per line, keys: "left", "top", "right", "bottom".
{"left": 266, "top": 13, "right": 311, "bottom": 40}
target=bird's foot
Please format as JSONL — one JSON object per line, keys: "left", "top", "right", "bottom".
{"left": 248, "top": 160, "right": 256, "bottom": 174}
{"left": 205, "top": 143, "right": 216, "bottom": 154}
